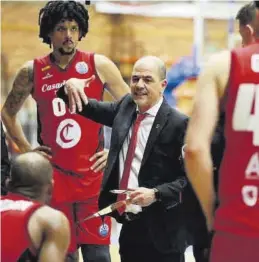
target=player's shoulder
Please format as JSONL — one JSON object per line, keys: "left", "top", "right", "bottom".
{"left": 206, "top": 49, "right": 230, "bottom": 67}
{"left": 14, "top": 60, "right": 34, "bottom": 84}
{"left": 94, "top": 53, "right": 114, "bottom": 67}
{"left": 77, "top": 51, "right": 112, "bottom": 71}
{"left": 203, "top": 50, "right": 231, "bottom": 82}
{"left": 33, "top": 54, "right": 51, "bottom": 68}
{"left": 18, "top": 60, "right": 34, "bottom": 72}
{"left": 32, "top": 205, "right": 69, "bottom": 230}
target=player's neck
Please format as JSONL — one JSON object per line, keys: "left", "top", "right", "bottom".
{"left": 13, "top": 188, "right": 45, "bottom": 203}
{"left": 51, "top": 49, "right": 77, "bottom": 69}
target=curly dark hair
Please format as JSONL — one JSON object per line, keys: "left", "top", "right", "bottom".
{"left": 38, "top": 1, "right": 90, "bottom": 46}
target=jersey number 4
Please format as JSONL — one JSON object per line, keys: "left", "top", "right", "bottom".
{"left": 233, "top": 84, "right": 259, "bottom": 146}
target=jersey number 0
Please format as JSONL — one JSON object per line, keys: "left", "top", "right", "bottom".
{"left": 52, "top": 98, "right": 66, "bottom": 117}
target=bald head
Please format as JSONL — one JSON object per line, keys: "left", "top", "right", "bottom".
{"left": 130, "top": 55, "right": 168, "bottom": 113}
{"left": 8, "top": 152, "right": 53, "bottom": 197}
{"left": 134, "top": 56, "right": 167, "bottom": 80}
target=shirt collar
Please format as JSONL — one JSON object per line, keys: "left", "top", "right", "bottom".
{"left": 136, "top": 97, "right": 163, "bottom": 117}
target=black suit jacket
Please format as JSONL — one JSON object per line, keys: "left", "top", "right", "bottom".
{"left": 58, "top": 92, "right": 189, "bottom": 253}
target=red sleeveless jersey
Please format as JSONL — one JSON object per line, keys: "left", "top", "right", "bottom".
{"left": 33, "top": 50, "right": 104, "bottom": 201}
{"left": 1, "top": 193, "right": 42, "bottom": 261}
{"left": 215, "top": 42, "right": 259, "bottom": 237}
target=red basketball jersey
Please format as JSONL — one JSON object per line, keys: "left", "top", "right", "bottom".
{"left": 215, "top": 42, "right": 259, "bottom": 237}
{"left": 1, "top": 193, "right": 42, "bottom": 261}
{"left": 33, "top": 51, "right": 104, "bottom": 201}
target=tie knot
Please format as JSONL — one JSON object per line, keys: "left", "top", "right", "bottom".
{"left": 136, "top": 113, "right": 147, "bottom": 122}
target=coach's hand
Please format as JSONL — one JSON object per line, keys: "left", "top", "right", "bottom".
{"left": 89, "top": 149, "right": 109, "bottom": 173}
{"left": 129, "top": 187, "right": 156, "bottom": 207}
{"left": 32, "top": 145, "right": 52, "bottom": 159}
{"left": 65, "top": 75, "right": 95, "bottom": 114}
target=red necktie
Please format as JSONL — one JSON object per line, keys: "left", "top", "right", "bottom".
{"left": 117, "top": 113, "right": 147, "bottom": 214}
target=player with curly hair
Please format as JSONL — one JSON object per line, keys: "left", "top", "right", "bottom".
{"left": 2, "top": 1, "right": 130, "bottom": 261}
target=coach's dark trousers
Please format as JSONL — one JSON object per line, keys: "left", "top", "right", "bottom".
{"left": 119, "top": 216, "right": 185, "bottom": 262}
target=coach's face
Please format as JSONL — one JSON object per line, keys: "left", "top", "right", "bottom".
{"left": 49, "top": 19, "right": 80, "bottom": 55}
{"left": 130, "top": 59, "right": 167, "bottom": 113}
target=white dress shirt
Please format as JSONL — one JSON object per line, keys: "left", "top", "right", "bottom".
{"left": 118, "top": 98, "right": 163, "bottom": 213}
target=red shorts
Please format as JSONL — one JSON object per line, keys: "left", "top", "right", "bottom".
{"left": 210, "top": 231, "right": 259, "bottom": 262}
{"left": 51, "top": 167, "right": 111, "bottom": 253}
{"left": 51, "top": 166, "right": 104, "bottom": 202}
{"left": 51, "top": 200, "right": 111, "bottom": 253}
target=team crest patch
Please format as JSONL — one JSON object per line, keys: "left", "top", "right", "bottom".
{"left": 98, "top": 223, "right": 109, "bottom": 237}
{"left": 75, "top": 62, "right": 88, "bottom": 74}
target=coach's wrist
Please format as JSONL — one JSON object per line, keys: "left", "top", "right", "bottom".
{"left": 56, "top": 84, "right": 69, "bottom": 105}
{"left": 153, "top": 188, "right": 162, "bottom": 202}
{"left": 56, "top": 83, "right": 66, "bottom": 97}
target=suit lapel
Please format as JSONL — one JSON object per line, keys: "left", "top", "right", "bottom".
{"left": 116, "top": 100, "right": 137, "bottom": 152}
{"left": 141, "top": 99, "right": 171, "bottom": 167}
{"left": 102, "top": 98, "right": 136, "bottom": 189}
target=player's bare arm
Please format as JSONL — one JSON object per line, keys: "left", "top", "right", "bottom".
{"left": 184, "top": 50, "right": 230, "bottom": 231}
{"left": 1, "top": 61, "right": 52, "bottom": 157}
{"left": 32, "top": 206, "right": 70, "bottom": 262}
{"left": 94, "top": 54, "right": 130, "bottom": 99}
{"left": 1, "top": 61, "right": 34, "bottom": 153}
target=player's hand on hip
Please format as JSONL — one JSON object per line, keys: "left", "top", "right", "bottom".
{"left": 65, "top": 75, "right": 95, "bottom": 113}
{"left": 129, "top": 187, "right": 156, "bottom": 207}
{"left": 89, "top": 149, "right": 109, "bottom": 173}
{"left": 32, "top": 145, "right": 52, "bottom": 159}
